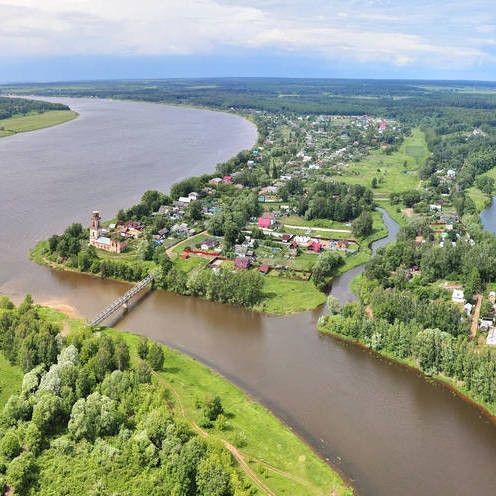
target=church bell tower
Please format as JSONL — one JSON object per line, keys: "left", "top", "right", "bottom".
{"left": 90, "top": 211, "right": 101, "bottom": 240}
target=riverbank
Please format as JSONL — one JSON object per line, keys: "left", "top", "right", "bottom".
{"left": 317, "top": 319, "right": 496, "bottom": 421}
{"left": 0, "top": 109, "right": 77, "bottom": 137}
{"left": 1, "top": 300, "right": 353, "bottom": 495}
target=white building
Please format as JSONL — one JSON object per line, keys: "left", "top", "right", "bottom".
{"left": 452, "top": 289, "right": 465, "bottom": 304}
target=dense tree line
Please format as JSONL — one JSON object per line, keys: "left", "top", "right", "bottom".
{"left": 164, "top": 267, "right": 264, "bottom": 308}
{"left": 365, "top": 222, "right": 496, "bottom": 300}
{"left": 47, "top": 223, "right": 87, "bottom": 261}
{"left": 0, "top": 298, "right": 249, "bottom": 496}
{"left": 0, "top": 97, "right": 69, "bottom": 120}
{"left": 320, "top": 307, "right": 496, "bottom": 408}
{"left": 207, "top": 191, "right": 261, "bottom": 250}
{"left": 368, "top": 287, "right": 466, "bottom": 337}
{"left": 0, "top": 296, "right": 59, "bottom": 373}
{"left": 8, "top": 79, "right": 496, "bottom": 123}
{"left": 295, "top": 182, "right": 374, "bottom": 222}
{"left": 311, "top": 252, "right": 345, "bottom": 291}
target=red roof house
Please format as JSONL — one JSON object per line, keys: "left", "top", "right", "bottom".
{"left": 234, "top": 257, "right": 251, "bottom": 269}
{"left": 259, "top": 263, "right": 270, "bottom": 274}
{"left": 257, "top": 212, "right": 276, "bottom": 229}
{"left": 308, "top": 240, "right": 322, "bottom": 253}
{"left": 222, "top": 175, "right": 233, "bottom": 184}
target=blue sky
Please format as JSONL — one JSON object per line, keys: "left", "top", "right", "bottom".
{"left": 1, "top": 0, "right": 495, "bottom": 82}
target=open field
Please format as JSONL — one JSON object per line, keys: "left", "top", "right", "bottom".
{"left": 467, "top": 166, "right": 496, "bottom": 212}
{"left": 0, "top": 352, "right": 23, "bottom": 406}
{"left": 377, "top": 200, "right": 410, "bottom": 227}
{"left": 281, "top": 216, "right": 352, "bottom": 231}
{"left": 338, "top": 128, "right": 427, "bottom": 194}
{"left": 0, "top": 109, "right": 77, "bottom": 136}
{"left": 255, "top": 276, "right": 326, "bottom": 314}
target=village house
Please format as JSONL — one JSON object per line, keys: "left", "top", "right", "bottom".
{"left": 489, "top": 291, "right": 496, "bottom": 304}
{"left": 259, "top": 263, "right": 270, "bottom": 274}
{"left": 118, "top": 220, "right": 143, "bottom": 239}
{"left": 157, "top": 227, "right": 169, "bottom": 239}
{"left": 452, "top": 289, "right": 465, "bottom": 304}
{"left": 171, "top": 223, "right": 191, "bottom": 236}
{"left": 479, "top": 317, "right": 494, "bottom": 331}
{"left": 308, "top": 240, "right": 322, "bottom": 253}
{"left": 200, "top": 238, "right": 220, "bottom": 251}
{"left": 294, "top": 235, "right": 311, "bottom": 246}
{"left": 257, "top": 212, "right": 276, "bottom": 228}
{"left": 234, "top": 257, "right": 251, "bottom": 270}
{"left": 177, "top": 196, "right": 193, "bottom": 206}
{"left": 487, "top": 327, "right": 496, "bottom": 346}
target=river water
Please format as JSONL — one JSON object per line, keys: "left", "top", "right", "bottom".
{"left": 481, "top": 197, "right": 496, "bottom": 234}
{"left": 1, "top": 98, "right": 496, "bottom": 496}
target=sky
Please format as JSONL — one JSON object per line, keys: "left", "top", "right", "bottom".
{"left": 1, "top": 0, "right": 496, "bottom": 82}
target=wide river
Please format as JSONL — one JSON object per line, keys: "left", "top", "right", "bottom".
{"left": 1, "top": 98, "right": 496, "bottom": 495}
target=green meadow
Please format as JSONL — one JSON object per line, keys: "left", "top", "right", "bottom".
{"left": 338, "top": 128, "right": 428, "bottom": 194}
{"left": 0, "top": 109, "right": 77, "bottom": 136}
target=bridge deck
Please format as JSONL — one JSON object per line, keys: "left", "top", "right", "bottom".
{"left": 89, "top": 274, "right": 154, "bottom": 326}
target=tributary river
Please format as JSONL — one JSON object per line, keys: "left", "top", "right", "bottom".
{"left": 1, "top": 98, "right": 496, "bottom": 495}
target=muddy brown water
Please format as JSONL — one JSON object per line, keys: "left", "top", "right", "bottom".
{"left": 1, "top": 97, "right": 496, "bottom": 496}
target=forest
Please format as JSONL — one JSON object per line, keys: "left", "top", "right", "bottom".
{"left": 4, "top": 78, "right": 496, "bottom": 122}
{"left": 320, "top": 301, "right": 496, "bottom": 409}
{"left": 0, "top": 97, "right": 69, "bottom": 120}
{"left": 0, "top": 296, "right": 251, "bottom": 496}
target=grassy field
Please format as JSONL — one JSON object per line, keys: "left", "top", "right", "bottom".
{"left": 338, "top": 128, "right": 428, "bottom": 194}
{"left": 377, "top": 200, "right": 410, "bottom": 227}
{"left": 467, "top": 186, "right": 491, "bottom": 212}
{"left": 282, "top": 216, "right": 352, "bottom": 231}
{"left": 256, "top": 276, "right": 326, "bottom": 314}
{"left": 0, "top": 352, "right": 23, "bottom": 406}
{"left": 466, "top": 166, "right": 496, "bottom": 213}
{"left": 0, "top": 109, "right": 77, "bottom": 136}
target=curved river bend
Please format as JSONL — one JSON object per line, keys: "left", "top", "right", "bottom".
{"left": 1, "top": 98, "right": 496, "bottom": 496}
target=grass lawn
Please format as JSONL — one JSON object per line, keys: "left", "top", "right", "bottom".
{"left": 466, "top": 165, "right": 496, "bottom": 213}
{"left": 378, "top": 200, "right": 410, "bottom": 227}
{"left": 467, "top": 186, "right": 491, "bottom": 213}
{"left": 255, "top": 276, "right": 326, "bottom": 314}
{"left": 0, "top": 110, "right": 77, "bottom": 136}
{"left": 0, "top": 352, "right": 23, "bottom": 407}
{"left": 290, "top": 252, "right": 319, "bottom": 271}
{"left": 338, "top": 128, "right": 427, "bottom": 194}
{"left": 170, "top": 232, "right": 210, "bottom": 255}
{"left": 282, "top": 216, "right": 352, "bottom": 231}
{"left": 173, "top": 254, "right": 211, "bottom": 272}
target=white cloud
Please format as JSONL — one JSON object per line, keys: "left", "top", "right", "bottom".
{"left": 0, "top": 0, "right": 494, "bottom": 68}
